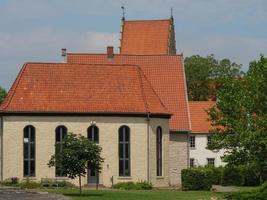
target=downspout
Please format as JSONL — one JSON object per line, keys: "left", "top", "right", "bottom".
{"left": 0, "top": 115, "right": 3, "bottom": 181}
{"left": 146, "top": 112, "right": 150, "bottom": 182}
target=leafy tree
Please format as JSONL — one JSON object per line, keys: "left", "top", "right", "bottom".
{"left": 184, "top": 55, "right": 243, "bottom": 101}
{"left": 48, "top": 133, "right": 104, "bottom": 195}
{"left": 208, "top": 55, "right": 267, "bottom": 184}
{"left": 0, "top": 86, "right": 7, "bottom": 103}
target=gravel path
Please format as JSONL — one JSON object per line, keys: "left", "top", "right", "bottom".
{"left": 0, "top": 188, "right": 70, "bottom": 200}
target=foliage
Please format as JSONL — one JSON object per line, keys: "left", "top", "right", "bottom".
{"left": 184, "top": 54, "right": 243, "bottom": 101}
{"left": 112, "top": 181, "right": 152, "bottom": 190}
{"left": 225, "top": 181, "right": 267, "bottom": 200}
{"left": 181, "top": 167, "right": 222, "bottom": 190}
{"left": 56, "top": 180, "right": 76, "bottom": 188}
{"left": 19, "top": 180, "right": 42, "bottom": 189}
{"left": 48, "top": 133, "right": 104, "bottom": 195}
{"left": 182, "top": 166, "right": 261, "bottom": 190}
{"left": 208, "top": 55, "right": 267, "bottom": 184}
{"left": 1, "top": 177, "right": 20, "bottom": 186}
{"left": 222, "top": 166, "right": 243, "bottom": 186}
{"left": 0, "top": 86, "right": 6, "bottom": 104}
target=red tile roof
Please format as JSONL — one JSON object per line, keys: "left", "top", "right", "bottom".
{"left": 189, "top": 101, "right": 215, "bottom": 133}
{"left": 0, "top": 63, "right": 171, "bottom": 116}
{"left": 67, "top": 54, "right": 190, "bottom": 131}
{"left": 120, "top": 19, "right": 172, "bottom": 55}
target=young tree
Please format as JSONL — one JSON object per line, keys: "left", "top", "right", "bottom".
{"left": 208, "top": 55, "right": 267, "bottom": 183}
{"left": 48, "top": 133, "right": 104, "bottom": 195}
{"left": 0, "top": 86, "right": 7, "bottom": 103}
{"left": 184, "top": 55, "right": 243, "bottom": 101}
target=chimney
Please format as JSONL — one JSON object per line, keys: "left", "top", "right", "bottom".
{"left": 107, "top": 46, "right": 114, "bottom": 60}
{"left": 61, "top": 48, "right": 67, "bottom": 63}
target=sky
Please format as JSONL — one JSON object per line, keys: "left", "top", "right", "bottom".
{"left": 0, "top": 0, "right": 267, "bottom": 90}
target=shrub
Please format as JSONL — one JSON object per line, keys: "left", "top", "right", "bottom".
{"left": 112, "top": 181, "right": 152, "bottom": 190}
{"left": 11, "top": 177, "right": 19, "bottom": 184}
{"left": 135, "top": 181, "right": 153, "bottom": 190}
{"left": 225, "top": 181, "right": 267, "bottom": 200}
{"left": 222, "top": 166, "right": 243, "bottom": 186}
{"left": 1, "top": 177, "right": 20, "bottom": 186}
{"left": 19, "top": 181, "right": 41, "bottom": 189}
{"left": 182, "top": 167, "right": 219, "bottom": 190}
{"left": 240, "top": 165, "right": 261, "bottom": 186}
{"left": 56, "top": 180, "right": 76, "bottom": 188}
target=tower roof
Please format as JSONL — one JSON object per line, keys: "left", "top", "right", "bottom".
{"left": 120, "top": 19, "right": 176, "bottom": 55}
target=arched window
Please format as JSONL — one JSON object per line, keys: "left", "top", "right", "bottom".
{"left": 55, "top": 126, "right": 67, "bottom": 177}
{"left": 88, "top": 126, "right": 99, "bottom": 143}
{"left": 118, "top": 126, "right": 130, "bottom": 176}
{"left": 156, "top": 126, "right": 162, "bottom": 176}
{"left": 23, "top": 125, "right": 35, "bottom": 177}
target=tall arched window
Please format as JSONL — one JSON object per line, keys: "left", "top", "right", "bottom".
{"left": 55, "top": 126, "right": 67, "bottom": 177}
{"left": 118, "top": 126, "right": 130, "bottom": 176}
{"left": 88, "top": 126, "right": 99, "bottom": 143}
{"left": 156, "top": 126, "right": 163, "bottom": 176}
{"left": 23, "top": 125, "right": 35, "bottom": 177}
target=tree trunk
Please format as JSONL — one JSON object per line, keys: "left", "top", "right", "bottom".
{"left": 79, "top": 175, "right": 82, "bottom": 195}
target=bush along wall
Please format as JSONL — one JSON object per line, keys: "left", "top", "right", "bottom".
{"left": 182, "top": 165, "right": 262, "bottom": 191}
{"left": 182, "top": 167, "right": 222, "bottom": 190}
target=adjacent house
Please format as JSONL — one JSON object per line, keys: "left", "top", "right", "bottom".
{"left": 0, "top": 17, "right": 191, "bottom": 187}
{"left": 189, "top": 101, "right": 225, "bottom": 167}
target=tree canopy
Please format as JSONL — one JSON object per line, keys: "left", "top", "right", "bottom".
{"left": 208, "top": 55, "right": 267, "bottom": 183}
{"left": 184, "top": 55, "right": 243, "bottom": 101}
{"left": 0, "top": 86, "right": 6, "bottom": 104}
{"left": 48, "top": 133, "right": 104, "bottom": 194}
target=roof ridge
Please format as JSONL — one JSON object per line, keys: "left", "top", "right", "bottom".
{"left": 137, "top": 67, "right": 171, "bottom": 114}
{"left": 136, "top": 67, "right": 149, "bottom": 113}
{"left": 67, "top": 53, "right": 183, "bottom": 57}
{"left": 124, "top": 19, "right": 171, "bottom": 22}
{"left": 0, "top": 63, "right": 28, "bottom": 111}
{"left": 23, "top": 62, "right": 140, "bottom": 67}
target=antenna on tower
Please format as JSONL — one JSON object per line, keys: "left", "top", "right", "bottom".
{"left": 170, "top": 7, "right": 173, "bottom": 20}
{"left": 121, "top": 4, "right": 125, "bottom": 21}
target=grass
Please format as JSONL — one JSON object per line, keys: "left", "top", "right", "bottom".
{"left": 43, "top": 188, "right": 226, "bottom": 200}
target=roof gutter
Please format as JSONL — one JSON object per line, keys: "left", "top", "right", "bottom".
{"left": 0, "top": 111, "right": 171, "bottom": 118}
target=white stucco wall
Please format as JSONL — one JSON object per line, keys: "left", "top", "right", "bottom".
{"left": 1, "top": 115, "right": 170, "bottom": 187}
{"left": 189, "top": 134, "right": 225, "bottom": 167}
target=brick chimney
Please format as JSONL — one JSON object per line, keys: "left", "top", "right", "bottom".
{"left": 61, "top": 48, "right": 67, "bottom": 63}
{"left": 107, "top": 46, "right": 114, "bottom": 60}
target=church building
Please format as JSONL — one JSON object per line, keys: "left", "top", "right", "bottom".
{"left": 0, "top": 16, "right": 190, "bottom": 187}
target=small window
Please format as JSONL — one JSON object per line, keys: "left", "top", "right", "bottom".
{"left": 88, "top": 126, "right": 99, "bottom": 143}
{"left": 190, "top": 158, "right": 195, "bottom": 168}
{"left": 156, "top": 126, "right": 163, "bottom": 176}
{"left": 23, "top": 125, "right": 35, "bottom": 177}
{"left": 55, "top": 126, "right": 67, "bottom": 177}
{"left": 190, "top": 136, "right": 195, "bottom": 148}
{"left": 207, "top": 158, "right": 215, "bottom": 166}
{"left": 118, "top": 126, "right": 130, "bottom": 176}
{"left": 207, "top": 135, "right": 212, "bottom": 146}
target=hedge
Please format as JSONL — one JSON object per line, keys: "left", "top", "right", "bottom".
{"left": 182, "top": 165, "right": 263, "bottom": 191}
{"left": 182, "top": 167, "right": 222, "bottom": 190}
{"left": 112, "top": 181, "right": 152, "bottom": 190}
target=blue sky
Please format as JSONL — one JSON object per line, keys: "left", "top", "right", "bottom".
{"left": 0, "top": 0, "right": 267, "bottom": 89}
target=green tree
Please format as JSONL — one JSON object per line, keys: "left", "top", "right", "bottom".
{"left": 0, "top": 86, "right": 7, "bottom": 103}
{"left": 48, "top": 133, "right": 104, "bottom": 195}
{"left": 184, "top": 55, "right": 243, "bottom": 101}
{"left": 208, "top": 55, "right": 267, "bottom": 184}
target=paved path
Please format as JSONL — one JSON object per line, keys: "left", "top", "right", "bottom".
{"left": 0, "top": 188, "right": 70, "bottom": 200}
{"left": 211, "top": 185, "right": 240, "bottom": 193}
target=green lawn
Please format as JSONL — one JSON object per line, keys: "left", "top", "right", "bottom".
{"left": 44, "top": 188, "right": 226, "bottom": 200}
